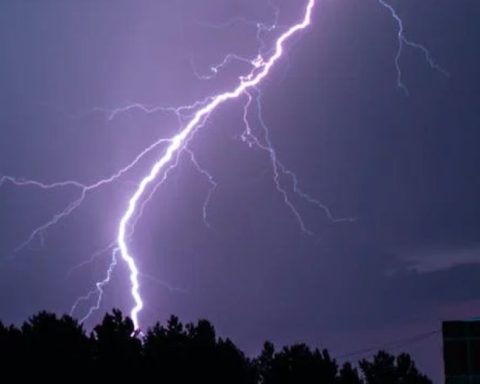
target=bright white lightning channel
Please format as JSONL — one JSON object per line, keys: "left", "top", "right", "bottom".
{"left": 0, "top": 0, "right": 447, "bottom": 330}
{"left": 117, "top": 0, "right": 317, "bottom": 330}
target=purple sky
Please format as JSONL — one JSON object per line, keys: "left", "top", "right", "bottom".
{"left": 1, "top": 1, "right": 480, "bottom": 382}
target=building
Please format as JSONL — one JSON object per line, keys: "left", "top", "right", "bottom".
{"left": 443, "top": 320, "right": 480, "bottom": 384}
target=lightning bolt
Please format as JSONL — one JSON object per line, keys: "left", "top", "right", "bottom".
{"left": 116, "top": 0, "right": 318, "bottom": 330}
{"left": 0, "top": 0, "right": 447, "bottom": 330}
{"left": 70, "top": 248, "right": 118, "bottom": 324}
{"left": 377, "top": 0, "right": 449, "bottom": 95}
{"left": 185, "top": 148, "right": 218, "bottom": 228}
{"left": 191, "top": 0, "right": 280, "bottom": 81}
{"left": 0, "top": 137, "right": 172, "bottom": 254}
{"left": 243, "top": 88, "right": 356, "bottom": 228}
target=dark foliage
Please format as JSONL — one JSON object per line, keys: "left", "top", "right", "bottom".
{"left": 0, "top": 310, "right": 432, "bottom": 383}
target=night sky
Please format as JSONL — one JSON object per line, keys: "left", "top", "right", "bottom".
{"left": 1, "top": 1, "right": 479, "bottom": 382}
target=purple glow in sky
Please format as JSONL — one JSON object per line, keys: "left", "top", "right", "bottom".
{"left": 1, "top": 1, "right": 479, "bottom": 382}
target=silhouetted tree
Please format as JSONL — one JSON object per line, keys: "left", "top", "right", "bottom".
{"left": 338, "top": 362, "right": 364, "bottom": 384}
{"left": 360, "top": 351, "right": 432, "bottom": 384}
{"left": 144, "top": 316, "right": 254, "bottom": 383}
{"left": 144, "top": 315, "right": 190, "bottom": 381}
{"left": 0, "top": 310, "right": 434, "bottom": 383}
{"left": 255, "top": 341, "right": 276, "bottom": 383}
{"left": 264, "top": 343, "right": 338, "bottom": 384}
{"left": 92, "top": 309, "right": 142, "bottom": 375}
{"left": 0, "top": 321, "right": 23, "bottom": 372}
{"left": 216, "top": 337, "right": 256, "bottom": 384}
{"left": 21, "top": 312, "right": 92, "bottom": 375}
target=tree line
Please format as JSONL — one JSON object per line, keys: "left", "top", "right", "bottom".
{"left": 0, "top": 309, "right": 432, "bottom": 383}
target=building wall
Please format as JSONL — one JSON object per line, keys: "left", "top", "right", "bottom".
{"left": 443, "top": 321, "right": 480, "bottom": 384}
